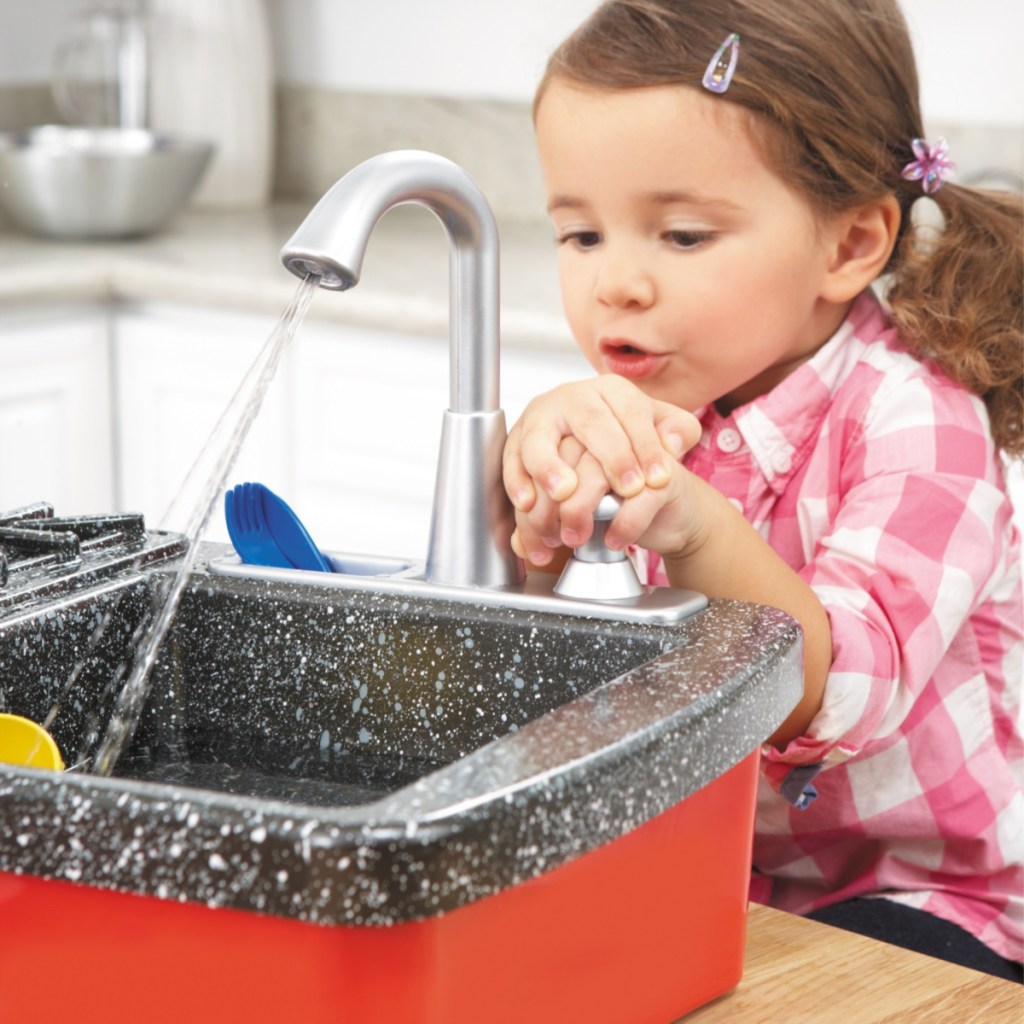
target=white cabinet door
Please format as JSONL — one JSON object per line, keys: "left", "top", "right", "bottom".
{"left": 289, "top": 318, "right": 590, "bottom": 560}
{"left": 0, "top": 306, "right": 114, "bottom": 514}
{"left": 114, "top": 303, "right": 292, "bottom": 542}
{"left": 289, "top": 322, "right": 448, "bottom": 558}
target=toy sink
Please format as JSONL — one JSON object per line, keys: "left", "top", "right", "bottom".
{"left": 1, "top": 151, "right": 802, "bottom": 1023}
{"left": 0, "top": 526, "right": 801, "bottom": 1024}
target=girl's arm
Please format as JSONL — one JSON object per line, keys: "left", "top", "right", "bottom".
{"left": 654, "top": 473, "right": 832, "bottom": 748}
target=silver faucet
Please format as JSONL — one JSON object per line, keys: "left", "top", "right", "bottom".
{"left": 266, "top": 150, "right": 707, "bottom": 624}
{"left": 280, "top": 150, "right": 523, "bottom": 590}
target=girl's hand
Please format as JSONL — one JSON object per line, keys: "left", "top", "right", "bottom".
{"left": 510, "top": 434, "right": 709, "bottom": 567}
{"left": 503, "top": 375, "right": 701, "bottom": 512}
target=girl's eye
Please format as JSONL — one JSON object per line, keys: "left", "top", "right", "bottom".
{"left": 557, "top": 230, "right": 602, "bottom": 250}
{"left": 664, "top": 230, "right": 714, "bottom": 250}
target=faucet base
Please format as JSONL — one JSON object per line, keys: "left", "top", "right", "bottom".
{"left": 425, "top": 409, "right": 523, "bottom": 590}
{"left": 554, "top": 551, "right": 645, "bottom": 601}
{"left": 208, "top": 549, "right": 707, "bottom": 626}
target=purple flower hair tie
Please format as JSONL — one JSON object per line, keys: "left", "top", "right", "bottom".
{"left": 901, "top": 137, "right": 955, "bottom": 194}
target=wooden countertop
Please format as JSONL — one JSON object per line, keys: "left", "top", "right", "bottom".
{"left": 681, "top": 904, "right": 1022, "bottom": 1023}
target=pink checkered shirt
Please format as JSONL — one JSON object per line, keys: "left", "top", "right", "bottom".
{"left": 647, "top": 290, "right": 1023, "bottom": 961}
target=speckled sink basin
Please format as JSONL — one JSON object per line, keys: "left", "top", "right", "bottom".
{"left": 0, "top": 539, "right": 802, "bottom": 1023}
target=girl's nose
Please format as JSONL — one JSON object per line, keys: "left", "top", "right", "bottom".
{"left": 593, "top": 248, "right": 655, "bottom": 308}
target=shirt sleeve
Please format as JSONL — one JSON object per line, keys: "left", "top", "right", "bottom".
{"left": 761, "top": 372, "right": 1018, "bottom": 796}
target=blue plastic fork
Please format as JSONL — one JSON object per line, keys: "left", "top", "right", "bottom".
{"left": 224, "top": 483, "right": 292, "bottom": 569}
{"left": 225, "top": 482, "right": 331, "bottom": 572}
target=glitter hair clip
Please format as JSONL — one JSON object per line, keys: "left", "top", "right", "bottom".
{"left": 900, "top": 137, "right": 955, "bottom": 194}
{"left": 702, "top": 32, "right": 740, "bottom": 94}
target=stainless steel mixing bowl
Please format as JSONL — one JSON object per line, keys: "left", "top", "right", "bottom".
{"left": 0, "top": 125, "right": 214, "bottom": 240}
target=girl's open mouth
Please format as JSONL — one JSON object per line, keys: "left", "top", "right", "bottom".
{"left": 600, "top": 339, "right": 669, "bottom": 379}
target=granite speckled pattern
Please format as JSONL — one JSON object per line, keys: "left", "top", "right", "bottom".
{"left": 0, "top": 537, "right": 802, "bottom": 926}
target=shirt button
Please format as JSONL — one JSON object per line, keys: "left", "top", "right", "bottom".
{"left": 716, "top": 428, "right": 742, "bottom": 453}
{"left": 772, "top": 451, "right": 793, "bottom": 474}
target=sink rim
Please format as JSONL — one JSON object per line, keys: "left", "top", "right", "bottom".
{"left": 208, "top": 548, "right": 710, "bottom": 625}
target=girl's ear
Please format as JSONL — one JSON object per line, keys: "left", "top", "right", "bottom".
{"left": 821, "top": 195, "right": 901, "bottom": 303}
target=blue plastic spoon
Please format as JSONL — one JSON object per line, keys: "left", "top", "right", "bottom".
{"left": 248, "top": 482, "right": 331, "bottom": 573}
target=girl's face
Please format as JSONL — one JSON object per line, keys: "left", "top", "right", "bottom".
{"left": 535, "top": 79, "right": 852, "bottom": 413}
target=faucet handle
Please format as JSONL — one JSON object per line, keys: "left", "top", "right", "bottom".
{"left": 554, "top": 493, "right": 645, "bottom": 601}
{"left": 572, "top": 494, "right": 628, "bottom": 565}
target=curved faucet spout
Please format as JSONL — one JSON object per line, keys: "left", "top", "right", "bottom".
{"left": 279, "top": 150, "right": 522, "bottom": 591}
{"left": 280, "top": 149, "right": 499, "bottom": 415}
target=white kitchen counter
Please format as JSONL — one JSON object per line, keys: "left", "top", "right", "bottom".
{"left": 0, "top": 202, "right": 573, "bottom": 351}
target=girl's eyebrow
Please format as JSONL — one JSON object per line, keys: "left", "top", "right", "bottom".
{"left": 647, "top": 189, "right": 742, "bottom": 212}
{"left": 547, "top": 190, "right": 741, "bottom": 213}
{"left": 547, "top": 195, "right": 589, "bottom": 213}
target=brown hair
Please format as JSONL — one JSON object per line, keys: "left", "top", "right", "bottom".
{"left": 537, "top": 0, "right": 1023, "bottom": 456}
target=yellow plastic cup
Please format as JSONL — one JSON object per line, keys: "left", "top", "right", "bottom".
{"left": 0, "top": 713, "right": 65, "bottom": 770}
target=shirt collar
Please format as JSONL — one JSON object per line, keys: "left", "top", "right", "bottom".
{"left": 696, "top": 290, "right": 891, "bottom": 492}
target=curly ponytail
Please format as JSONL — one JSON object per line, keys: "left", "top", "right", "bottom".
{"left": 886, "top": 185, "right": 1023, "bottom": 456}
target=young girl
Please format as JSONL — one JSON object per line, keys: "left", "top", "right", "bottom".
{"left": 503, "top": 0, "right": 1023, "bottom": 980}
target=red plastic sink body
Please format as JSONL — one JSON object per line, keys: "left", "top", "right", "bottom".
{"left": 0, "top": 752, "right": 759, "bottom": 1024}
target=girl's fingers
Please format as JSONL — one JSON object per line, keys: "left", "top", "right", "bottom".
{"left": 593, "top": 387, "right": 703, "bottom": 490}
{"left": 587, "top": 377, "right": 681, "bottom": 491}
{"left": 512, "top": 436, "right": 593, "bottom": 563}
{"left": 652, "top": 401, "right": 703, "bottom": 464}
{"left": 504, "top": 378, "right": 703, "bottom": 521}
{"left": 555, "top": 451, "right": 615, "bottom": 548}
{"left": 516, "top": 378, "right": 701, "bottom": 499}
{"left": 513, "top": 468, "right": 572, "bottom": 564}
{"left": 603, "top": 490, "right": 659, "bottom": 551}
{"left": 506, "top": 397, "right": 580, "bottom": 503}
{"left": 503, "top": 420, "right": 539, "bottom": 512}
{"left": 603, "top": 467, "right": 695, "bottom": 555}
{"left": 513, "top": 382, "right": 640, "bottom": 500}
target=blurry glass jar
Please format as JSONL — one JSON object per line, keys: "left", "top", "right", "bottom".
{"left": 52, "top": 3, "right": 148, "bottom": 130}
{"left": 148, "top": 0, "right": 274, "bottom": 209}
